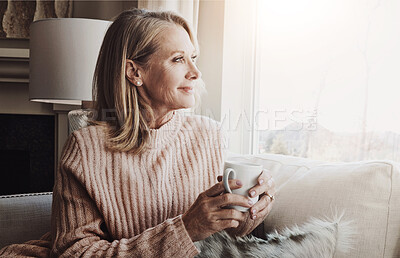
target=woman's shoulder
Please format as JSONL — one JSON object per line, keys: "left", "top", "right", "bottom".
{"left": 58, "top": 125, "right": 106, "bottom": 168}
{"left": 69, "top": 124, "right": 107, "bottom": 146}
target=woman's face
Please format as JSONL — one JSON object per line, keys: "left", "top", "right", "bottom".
{"left": 139, "top": 25, "right": 202, "bottom": 114}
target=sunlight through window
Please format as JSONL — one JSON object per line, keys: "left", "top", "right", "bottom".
{"left": 255, "top": 0, "right": 400, "bottom": 161}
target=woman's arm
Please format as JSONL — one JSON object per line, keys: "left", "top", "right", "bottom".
{"left": 50, "top": 135, "right": 198, "bottom": 258}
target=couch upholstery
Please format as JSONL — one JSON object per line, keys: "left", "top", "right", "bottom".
{"left": 229, "top": 153, "right": 400, "bottom": 258}
{"left": 0, "top": 192, "right": 52, "bottom": 249}
{"left": 1, "top": 153, "right": 399, "bottom": 257}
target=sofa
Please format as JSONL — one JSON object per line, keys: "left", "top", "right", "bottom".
{"left": 1, "top": 153, "right": 399, "bottom": 257}
{"left": 0, "top": 192, "right": 52, "bottom": 248}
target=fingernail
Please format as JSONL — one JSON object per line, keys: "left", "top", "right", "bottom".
{"left": 252, "top": 209, "right": 256, "bottom": 214}
{"left": 259, "top": 179, "right": 264, "bottom": 185}
{"left": 248, "top": 200, "right": 254, "bottom": 205}
{"left": 250, "top": 190, "right": 256, "bottom": 197}
{"left": 236, "top": 180, "right": 243, "bottom": 186}
{"left": 268, "top": 179, "right": 273, "bottom": 187}
{"left": 252, "top": 215, "right": 257, "bottom": 220}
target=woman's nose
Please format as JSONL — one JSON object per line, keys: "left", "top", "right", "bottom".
{"left": 186, "top": 62, "right": 202, "bottom": 80}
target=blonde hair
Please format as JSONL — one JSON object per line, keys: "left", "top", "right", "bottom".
{"left": 92, "top": 8, "right": 203, "bottom": 153}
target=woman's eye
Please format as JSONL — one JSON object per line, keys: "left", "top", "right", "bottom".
{"left": 174, "top": 57, "right": 184, "bottom": 63}
{"left": 173, "top": 55, "right": 197, "bottom": 63}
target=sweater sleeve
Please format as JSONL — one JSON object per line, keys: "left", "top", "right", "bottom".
{"left": 50, "top": 134, "right": 199, "bottom": 258}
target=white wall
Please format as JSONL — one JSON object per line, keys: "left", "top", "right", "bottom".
{"left": 196, "top": 0, "right": 225, "bottom": 121}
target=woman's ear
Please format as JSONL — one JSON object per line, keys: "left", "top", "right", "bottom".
{"left": 126, "top": 59, "right": 143, "bottom": 86}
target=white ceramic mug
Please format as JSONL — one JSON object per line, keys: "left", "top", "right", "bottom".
{"left": 223, "top": 161, "right": 263, "bottom": 212}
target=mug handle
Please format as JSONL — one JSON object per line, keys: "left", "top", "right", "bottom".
{"left": 223, "top": 168, "right": 236, "bottom": 193}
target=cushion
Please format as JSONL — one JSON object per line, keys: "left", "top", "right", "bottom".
{"left": 195, "top": 216, "right": 353, "bottom": 257}
{"left": 0, "top": 192, "right": 52, "bottom": 249}
{"left": 228, "top": 153, "right": 400, "bottom": 258}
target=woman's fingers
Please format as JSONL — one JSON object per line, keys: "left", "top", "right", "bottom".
{"left": 215, "top": 208, "right": 247, "bottom": 221}
{"left": 212, "top": 170, "right": 276, "bottom": 223}
{"left": 217, "top": 219, "right": 240, "bottom": 229}
{"left": 211, "top": 192, "right": 253, "bottom": 209}
{"left": 211, "top": 209, "right": 247, "bottom": 230}
{"left": 249, "top": 193, "right": 275, "bottom": 219}
{"left": 248, "top": 170, "right": 275, "bottom": 198}
{"left": 204, "top": 179, "right": 243, "bottom": 197}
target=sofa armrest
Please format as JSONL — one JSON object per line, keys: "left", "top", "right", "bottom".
{"left": 0, "top": 192, "right": 52, "bottom": 249}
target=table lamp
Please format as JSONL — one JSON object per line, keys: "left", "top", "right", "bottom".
{"left": 29, "top": 18, "right": 111, "bottom": 133}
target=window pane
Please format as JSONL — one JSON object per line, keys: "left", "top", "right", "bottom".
{"left": 256, "top": 0, "right": 400, "bottom": 162}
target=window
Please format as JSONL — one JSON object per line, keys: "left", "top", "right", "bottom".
{"left": 251, "top": 0, "right": 400, "bottom": 162}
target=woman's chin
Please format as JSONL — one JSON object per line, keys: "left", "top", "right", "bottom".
{"left": 178, "top": 97, "right": 196, "bottom": 109}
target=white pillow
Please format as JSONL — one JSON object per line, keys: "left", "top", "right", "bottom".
{"left": 229, "top": 153, "right": 400, "bottom": 258}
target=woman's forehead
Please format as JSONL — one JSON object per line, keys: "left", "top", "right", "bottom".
{"left": 155, "top": 25, "right": 196, "bottom": 56}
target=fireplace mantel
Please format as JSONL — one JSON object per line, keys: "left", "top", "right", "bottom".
{"left": 0, "top": 47, "right": 29, "bottom": 83}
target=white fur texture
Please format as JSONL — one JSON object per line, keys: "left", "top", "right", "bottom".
{"left": 194, "top": 215, "right": 354, "bottom": 258}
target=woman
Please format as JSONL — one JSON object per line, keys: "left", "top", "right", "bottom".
{"left": 0, "top": 8, "right": 275, "bottom": 257}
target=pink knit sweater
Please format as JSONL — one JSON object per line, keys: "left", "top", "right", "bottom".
{"left": 0, "top": 112, "right": 263, "bottom": 257}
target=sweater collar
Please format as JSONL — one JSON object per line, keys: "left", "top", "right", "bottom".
{"left": 147, "top": 111, "right": 183, "bottom": 149}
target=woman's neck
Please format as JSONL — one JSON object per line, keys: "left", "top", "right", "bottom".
{"left": 150, "top": 110, "right": 174, "bottom": 129}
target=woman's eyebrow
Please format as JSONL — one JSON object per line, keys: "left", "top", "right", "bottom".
{"left": 169, "top": 50, "right": 184, "bottom": 56}
{"left": 169, "top": 50, "right": 197, "bottom": 56}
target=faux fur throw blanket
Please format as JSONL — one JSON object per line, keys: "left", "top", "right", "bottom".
{"left": 194, "top": 216, "right": 353, "bottom": 258}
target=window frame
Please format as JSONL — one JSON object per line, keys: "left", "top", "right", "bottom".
{"left": 219, "top": 0, "right": 259, "bottom": 155}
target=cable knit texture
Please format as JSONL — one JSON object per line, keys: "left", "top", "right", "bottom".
{"left": 0, "top": 112, "right": 263, "bottom": 258}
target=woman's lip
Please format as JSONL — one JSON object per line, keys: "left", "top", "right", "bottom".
{"left": 178, "top": 87, "right": 194, "bottom": 93}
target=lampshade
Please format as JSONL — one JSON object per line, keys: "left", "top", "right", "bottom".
{"left": 29, "top": 18, "right": 111, "bottom": 105}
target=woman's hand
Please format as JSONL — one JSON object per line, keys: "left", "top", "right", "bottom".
{"left": 217, "top": 169, "right": 276, "bottom": 221}
{"left": 182, "top": 179, "right": 254, "bottom": 242}
{"left": 248, "top": 169, "right": 276, "bottom": 220}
